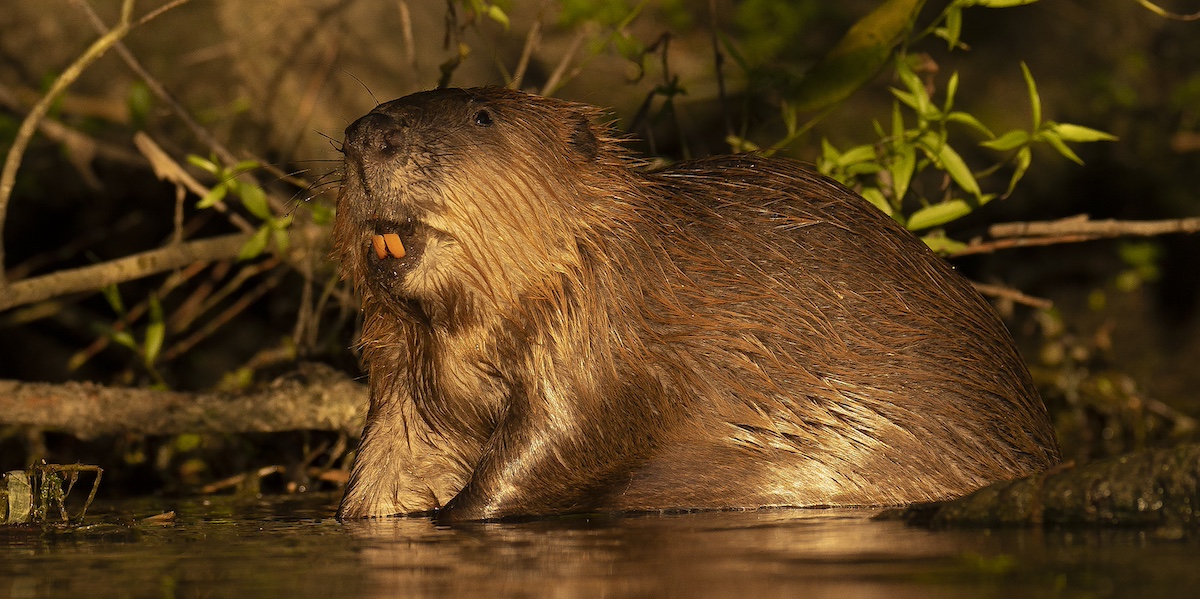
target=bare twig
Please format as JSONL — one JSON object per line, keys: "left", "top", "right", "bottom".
{"left": 1135, "top": 0, "right": 1200, "bottom": 21}
{"left": 989, "top": 214, "right": 1200, "bottom": 239}
{"left": 76, "top": 0, "right": 292, "bottom": 217}
{"left": 971, "top": 282, "right": 1054, "bottom": 311}
{"left": 1, "top": 0, "right": 139, "bottom": 288}
{"left": 951, "top": 214, "right": 1200, "bottom": 256}
{"left": 541, "top": 27, "right": 589, "bottom": 97}
{"left": 134, "top": 132, "right": 256, "bottom": 233}
{"left": 509, "top": 18, "right": 543, "bottom": 90}
{"left": 953, "top": 234, "right": 1101, "bottom": 256}
{"left": 75, "top": 0, "right": 230, "bottom": 167}
{"left": 398, "top": 0, "right": 417, "bottom": 68}
{"left": 0, "top": 233, "right": 253, "bottom": 312}
{"left": 708, "top": 0, "right": 733, "bottom": 140}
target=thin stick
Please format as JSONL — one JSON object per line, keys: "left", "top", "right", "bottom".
{"left": 0, "top": 233, "right": 253, "bottom": 312}
{"left": 541, "top": 27, "right": 588, "bottom": 97}
{"left": 989, "top": 214, "right": 1200, "bottom": 239}
{"left": 509, "top": 18, "right": 542, "bottom": 90}
{"left": 708, "top": 0, "right": 733, "bottom": 140}
{"left": 0, "top": 0, "right": 138, "bottom": 288}
{"left": 971, "top": 282, "right": 1053, "bottom": 311}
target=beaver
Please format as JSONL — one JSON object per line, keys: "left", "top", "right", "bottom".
{"left": 331, "top": 87, "right": 1060, "bottom": 522}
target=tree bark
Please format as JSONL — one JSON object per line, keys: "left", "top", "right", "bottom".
{"left": 0, "top": 363, "right": 367, "bottom": 439}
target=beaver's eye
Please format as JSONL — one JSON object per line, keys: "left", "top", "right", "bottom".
{"left": 473, "top": 109, "right": 493, "bottom": 127}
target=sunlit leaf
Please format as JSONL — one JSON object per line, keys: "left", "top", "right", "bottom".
{"left": 974, "top": 0, "right": 1040, "bottom": 7}
{"left": 861, "top": 187, "right": 893, "bottom": 216}
{"left": 485, "top": 4, "right": 510, "bottom": 29}
{"left": 920, "top": 133, "right": 981, "bottom": 196}
{"left": 980, "top": 129, "right": 1030, "bottom": 151}
{"left": 111, "top": 330, "right": 138, "bottom": 351}
{"left": 1049, "top": 122, "right": 1118, "bottom": 142}
{"left": 1020, "top": 62, "right": 1041, "bottom": 129}
{"left": 946, "top": 111, "right": 994, "bottom": 137}
{"left": 726, "top": 135, "right": 760, "bottom": 153}
{"left": 1006, "top": 146, "right": 1032, "bottom": 195}
{"left": 839, "top": 144, "right": 878, "bottom": 166}
{"left": 1038, "top": 129, "right": 1084, "bottom": 164}
{"left": 196, "top": 184, "right": 227, "bottom": 209}
{"left": 939, "top": 7, "right": 962, "bottom": 50}
{"left": 907, "top": 199, "right": 973, "bottom": 231}
{"left": 921, "top": 234, "right": 968, "bottom": 255}
{"left": 891, "top": 141, "right": 916, "bottom": 201}
{"left": 186, "top": 154, "right": 219, "bottom": 175}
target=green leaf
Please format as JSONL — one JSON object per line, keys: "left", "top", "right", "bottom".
{"left": 1049, "top": 122, "right": 1118, "bottom": 142}
{"left": 891, "top": 141, "right": 916, "bottom": 201}
{"left": 943, "top": 71, "right": 959, "bottom": 112}
{"left": 974, "top": 0, "right": 1040, "bottom": 7}
{"left": 896, "top": 57, "right": 933, "bottom": 119}
{"left": 238, "top": 225, "right": 271, "bottom": 261}
{"left": 110, "top": 330, "right": 138, "bottom": 351}
{"left": 273, "top": 229, "right": 291, "bottom": 255}
{"left": 980, "top": 129, "right": 1030, "bottom": 151}
{"left": 921, "top": 234, "right": 968, "bottom": 255}
{"left": 907, "top": 199, "right": 974, "bottom": 231}
{"left": 787, "top": 0, "right": 925, "bottom": 112}
{"left": 101, "top": 283, "right": 125, "bottom": 316}
{"left": 1038, "top": 129, "right": 1084, "bottom": 164}
{"left": 1020, "top": 62, "right": 1041, "bottom": 129}
{"left": 919, "top": 133, "right": 981, "bottom": 196}
{"left": 861, "top": 187, "right": 893, "bottom": 216}
{"left": 726, "top": 135, "right": 760, "bottom": 153}
{"left": 946, "top": 111, "right": 994, "bottom": 137}
{"left": 839, "top": 144, "right": 878, "bottom": 166}
{"left": 126, "top": 81, "right": 152, "bottom": 129}
{"left": 143, "top": 295, "right": 165, "bottom": 366}
{"left": 1006, "top": 146, "right": 1032, "bottom": 195}
{"left": 231, "top": 160, "right": 260, "bottom": 175}
{"left": 196, "top": 184, "right": 228, "bottom": 209}
{"left": 239, "top": 182, "right": 271, "bottom": 219}
{"left": 781, "top": 101, "right": 798, "bottom": 135}
{"left": 890, "top": 88, "right": 921, "bottom": 112}
{"left": 186, "top": 154, "right": 219, "bottom": 175}
{"left": 939, "top": 6, "right": 962, "bottom": 50}
{"left": 821, "top": 138, "right": 841, "bottom": 162}
{"left": 485, "top": 4, "right": 510, "bottom": 29}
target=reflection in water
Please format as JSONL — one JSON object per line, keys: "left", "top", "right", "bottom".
{"left": 1, "top": 494, "right": 1198, "bottom": 598}
{"left": 347, "top": 510, "right": 964, "bottom": 599}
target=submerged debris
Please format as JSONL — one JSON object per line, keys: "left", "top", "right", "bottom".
{"left": 1, "top": 464, "right": 103, "bottom": 525}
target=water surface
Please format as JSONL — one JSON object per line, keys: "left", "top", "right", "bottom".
{"left": 1, "top": 494, "right": 1194, "bottom": 598}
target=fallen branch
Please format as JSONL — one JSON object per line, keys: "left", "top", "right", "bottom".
{"left": 0, "top": 364, "right": 367, "bottom": 440}
{"left": 0, "top": 233, "right": 252, "bottom": 312}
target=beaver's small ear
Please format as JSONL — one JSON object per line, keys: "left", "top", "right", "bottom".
{"left": 569, "top": 115, "right": 599, "bottom": 161}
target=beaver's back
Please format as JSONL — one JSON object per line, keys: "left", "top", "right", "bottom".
{"left": 605, "top": 155, "right": 1059, "bottom": 509}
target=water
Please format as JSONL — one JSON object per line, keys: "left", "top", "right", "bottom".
{"left": 1, "top": 493, "right": 1195, "bottom": 598}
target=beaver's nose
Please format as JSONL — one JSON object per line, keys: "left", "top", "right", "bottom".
{"left": 343, "top": 111, "right": 410, "bottom": 160}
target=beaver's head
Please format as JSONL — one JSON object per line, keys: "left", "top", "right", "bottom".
{"left": 333, "top": 87, "right": 620, "bottom": 325}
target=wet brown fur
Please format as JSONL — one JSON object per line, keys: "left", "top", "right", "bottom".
{"left": 332, "top": 87, "right": 1060, "bottom": 521}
